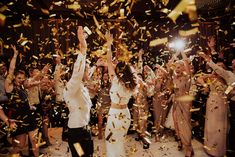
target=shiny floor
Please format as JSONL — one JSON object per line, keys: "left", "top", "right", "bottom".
{"left": 38, "top": 128, "right": 208, "bottom": 157}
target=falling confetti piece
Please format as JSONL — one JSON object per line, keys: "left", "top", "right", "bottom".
{"left": 49, "top": 14, "right": 56, "bottom": 18}
{"left": 203, "top": 145, "right": 212, "bottom": 151}
{"left": 0, "top": 13, "right": 6, "bottom": 26}
{"left": 119, "top": 8, "right": 125, "bottom": 19}
{"left": 39, "top": 154, "right": 44, "bottom": 157}
{"left": 149, "top": 37, "right": 168, "bottom": 47}
{"left": 98, "top": 5, "right": 109, "bottom": 14}
{"left": 175, "top": 95, "right": 195, "bottom": 102}
{"left": 32, "top": 55, "right": 39, "bottom": 60}
{"left": 84, "top": 26, "right": 92, "bottom": 35}
{"left": 168, "top": 0, "right": 196, "bottom": 22}
{"left": 74, "top": 142, "right": 84, "bottom": 156}
{"left": 225, "top": 85, "right": 234, "bottom": 94}
{"left": 21, "top": 40, "right": 29, "bottom": 46}
{"left": 67, "top": 2, "right": 81, "bottom": 11}
{"left": 0, "top": 5, "right": 8, "bottom": 12}
{"left": 13, "top": 23, "right": 22, "bottom": 28}
{"left": 106, "top": 132, "right": 113, "bottom": 141}
{"left": 93, "top": 15, "right": 101, "bottom": 29}
{"left": 54, "top": 1, "right": 63, "bottom": 6}
{"left": 179, "top": 27, "right": 199, "bottom": 37}
{"left": 190, "top": 108, "right": 200, "bottom": 112}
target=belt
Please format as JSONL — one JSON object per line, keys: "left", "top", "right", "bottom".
{"left": 69, "top": 125, "right": 90, "bottom": 131}
{"left": 111, "top": 103, "right": 128, "bottom": 109}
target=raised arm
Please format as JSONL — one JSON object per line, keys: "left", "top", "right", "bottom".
{"left": 166, "top": 51, "right": 180, "bottom": 71}
{"left": 137, "top": 49, "right": 144, "bottom": 74}
{"left": 199, "top": 51, "right": 235, "bottom": 85}
{"left": 78, "top": 26, "right": 87, "bottom": 55}
{"left": 5, "top": 45, "right": 18, "bottom": 93}
{"left": 54, "top": 55, "right": 63, "bottom": 80}
{"left": 105, "top": 31, "right": 115, "bottom": 80}
{"left": 181, "top": 51, "right": 191, "bottom": 76}
{"left": 155, "top": 63, "right": 168, "bottom": 75}
{"left": 9, "top": 45, "right": 18, "bottom": 77}
{"left": 66, "top": 26, "right": 87, "bottom": 90}
{"left": 207, "top": 61, "right": 235, "bottom": 85}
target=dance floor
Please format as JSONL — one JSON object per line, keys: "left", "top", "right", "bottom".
{"left": 36, "top": 128, "right": 208, "bottom": 157}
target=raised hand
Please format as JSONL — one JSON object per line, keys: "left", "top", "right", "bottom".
{"left": 144, "top": 65, "right": 151, "bottom": 73}
{"left": 8, "top": 119, "right": 17, "bottom": 130}
{"left": 42, "top": 64, "right": 51, "bottom": 74}
{"left": 96, "top": 58, "right": 107, "bottom": 67}
{"left": 11, "top": 45, "right": 18, "bottom": 56}
{"left": 77, "top": 26, "right": 85, "bottom": 42}
{"left": 198, "top": 51, "right": 211, "bottom": 62}
{"left": 77, "top": 26, "right": 87, "bottom": 54}
{"left": 105, "top": 31, "right": 113, "bottom": 45}
{"left": 138, "top": 49, "right": 144, "bottom": 56}
{"left": 55, "top": 55, "right": 62, "bottom": 65}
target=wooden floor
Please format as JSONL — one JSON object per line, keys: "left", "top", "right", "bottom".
{"left": 37, "top": 128, "right": 209, "bottom": 157}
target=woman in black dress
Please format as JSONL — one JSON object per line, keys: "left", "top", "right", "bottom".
{"left": 5, "top": 45, "right": 39, "bottom": 157}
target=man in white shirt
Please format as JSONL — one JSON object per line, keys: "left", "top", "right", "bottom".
{"left": 63, "top": 26, "right": 93, "bottom": 157}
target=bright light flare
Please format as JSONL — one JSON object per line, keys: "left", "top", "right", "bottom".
{"left": 169, "top": 39, "right": 186, "bottom": 51}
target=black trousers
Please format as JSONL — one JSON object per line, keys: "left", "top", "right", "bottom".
{"left": 68, "top": 127, "right": 94, "bottom": 157}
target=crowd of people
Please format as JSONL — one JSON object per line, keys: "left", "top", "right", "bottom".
{"left": 0, "top": 26, "right": 234, "bottom": 157}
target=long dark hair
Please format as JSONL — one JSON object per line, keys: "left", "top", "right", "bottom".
{"left": 115, "top": 61, "right": 137, "bottom": 91}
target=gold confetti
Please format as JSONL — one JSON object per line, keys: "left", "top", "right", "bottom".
{"left": 119, "top": 9, "right": 125, "bottom": 19}
{"left": 41, "top": 8, "right": 49, "bottom": 15}
{"left": 175, "top": 95, "right": 195, "bottom": 102}
{"left": 93, "top": 15, "right": 101, "bottom": 29}
{"left": 190, "top": 108, "right": 200, "bottom": 112}
{"left": 67, "top": 2, "right": 81, "bottom": 11}
{"left": 32, "top": 55, "right": 39, "bottom": 60}
{"left": 168, "top": 0, "right": 196, "bottom": 22}
{"left": 39, "top": 154, "right": 44, "bottom": 157}
{"left": 21, "top": 40, "right": 29, "bottom": 46}
{"left": 149, "top": 37, "right": 168, "bottom": 47}
{"left": 98, "top": 5, "right": 109, "bottom": 14}
{"left": 95, "top": 28, "right": 105, "bottom": 39}
{"left": 73, "top": 142, "right": 84, "bottom": 156}
{"left": 179, "top": 27, "right": 199, "bottom": 37}
{"left": 22, "top": 15, "right": 31, "bottom": 27}
{"left": 13, "top": 23, "right": 22, "bottom": 28}
{"left": 191, "top": 23, "right": 199, "bottom": 27}
{"left": 110, "top": 0, "right": 118, "bottom": 6}
{"left": 84, "top": 26, "right": 92, "bottom": 35}
{"left": 161, "top": 8, "right": 170, "bottom": 14}
{"left": 49, "top": 14, "right": 56, "bottom": 18}
{"left": 0, "top": 5, "right": 8, "bottom": 12}
{"left": 54, "top": 1, "right": 63, "bottom": 6}
{"left": 225, "top": 85, "right": 234, "bottom": 94}
{"left": 106, "top": 132, "right": 113, "bottom": 141}
{"left": 203, "top": 145, "right": 213, "bottom": 151}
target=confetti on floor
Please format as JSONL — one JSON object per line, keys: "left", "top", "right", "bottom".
{"left": 38, "top": 128, "right": 209, "bottom": 157}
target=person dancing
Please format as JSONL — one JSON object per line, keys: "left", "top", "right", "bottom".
{"left": 5, "top": 45, "right": 39, "bottom": 157}
{"left": 153, "top": 64, "right": 172, "bottom": 142}
{"left": 171, "top": 52, "right": 194, "bottom": 157}
{"left": 63, "top": 26, "right": 93, "bottom": 157}
{"left": 104, "top": 32, "right": 137, "bottom": 157}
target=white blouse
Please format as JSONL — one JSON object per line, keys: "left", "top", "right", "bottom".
{"left": 109, "top": 76, "right": 133, "bottom": 105}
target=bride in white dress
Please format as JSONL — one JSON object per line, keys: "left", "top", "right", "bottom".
{"left": 103, "top": 32, "right": 137, "bottom": 157}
